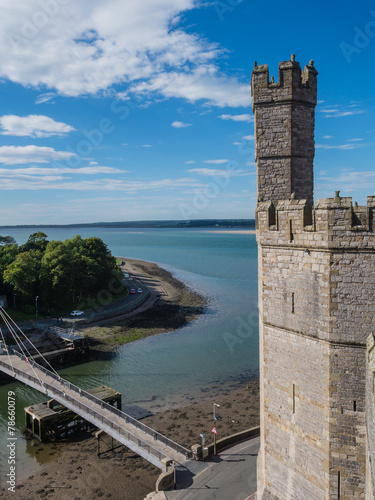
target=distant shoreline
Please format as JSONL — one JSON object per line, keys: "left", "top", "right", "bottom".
{"left": 0, "top": 219, "right": 255, "bottom": 230}
{"left": 205, "top": 229, "right": 256, "bottom": 234}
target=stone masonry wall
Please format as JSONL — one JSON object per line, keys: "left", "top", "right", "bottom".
{"left": 366, "top": 334, "right": 375, "bottom": 500}
{"left": 253, "top": 57, "right": 374, "bottom": 500}
{"left": 252, "top": 58, "right": 317, "bottom": 206}
{"left": 328, "top": 345, "right": 367, "bottom": 498}
{"left": 261, "top": 323, "right": 330, "bottom": 499}
{"left": 330, "top": 252, "right": 375, "bottom": 344}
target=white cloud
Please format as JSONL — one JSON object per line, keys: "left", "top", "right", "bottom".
{"left": 35, "top": 93, "right": 56, "bottom": 105}
{"left": 246, "top": 161, "right": 256, "bottom": 166}
{"left": 316, "top": 170, "right": 375, "bottom": 196}
{"left": 203, "top": 159, "right": 228, "bottom": 164}
{"left": 320, "top": 105, "right": 365, "bottom": 118}
{"left": 348, "top": 138, "right": 363, "bottom": 142}
{"left": 0, "top": 146, "right": 74, "bottom": 165}
{"left": 233, "top": 142, "right": 241, "bottom": 145}
{"left": 188, "top": 168, "right": 252, "bottom": 177}
{"left": 219, "top": 114, "right": 253, "bottom": 122}
{"left": 128, "top": 67, "right": 251, "bottom": 108}
{"left": 185, "top": 160, "right": 195, "bottom": 164}
{"left": 316, "top": 143, "right": 365, "bottom": 151}
{"left": 0, "top": 114, "right": 75, "bottom": 138}
{"left": 0, "top": 166, "right": 123, "bottom": 175}
{"left": 172, "top": 121, "right": 192, "bottom": 128}
{"left": 141, "top": 144, "right": 152, "bottom": 148}
{"left": 0, "top": 1, "right": 250, "bottom": 108}
{"left": 323, "top": 135, "right": 333, "bottom": 139}
{"left": 0, "top": 174, "right": 203, "bottom": 192}
{"left": 242, "top": 135, "right": 254, "bottom": 141}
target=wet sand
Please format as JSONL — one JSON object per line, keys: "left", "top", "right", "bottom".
{"left": 84, "top": 257, "right": 207, "bottom": 350}
{"left": 0, "top": 258, "right": 258, "bottom": 499}
{"left": 0, "top": 380, "right": 259, "bottom": 500}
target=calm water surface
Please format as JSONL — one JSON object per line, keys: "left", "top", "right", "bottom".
{"left": 0, "top": 228, "right": 258, "bottom": 481}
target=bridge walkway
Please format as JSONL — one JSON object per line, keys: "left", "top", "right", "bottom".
{"left": 0, "top": 351, "right": 191, "bottom": 470}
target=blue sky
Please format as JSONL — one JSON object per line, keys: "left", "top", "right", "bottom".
{"left": 0, "top": 0, "right": 374, "bottom": 225}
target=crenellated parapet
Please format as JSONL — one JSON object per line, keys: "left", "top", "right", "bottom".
{"left": 251, "top": 55, "right": 318, "bottom": 206}
{"left": 251, "top": 56, "right": 318, "bottom": 110}
{"left": 256, "top": 193, "right": 375, "bottom": 250}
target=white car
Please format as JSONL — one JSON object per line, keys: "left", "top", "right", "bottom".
{"left": 123, "top": 273, "right": 130, "bottom": 278}
{"left": 137, "top": 288, "right": 143, "bottom": 293}
{"left": 70, "top": 310, "right": 84, "bottom": 317}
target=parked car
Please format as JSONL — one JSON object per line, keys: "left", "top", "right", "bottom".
{"left": 123, "top": 272, "right": 130, "bottom": 278}
{"left": 71, "top": 310, "right": 84, "bottom": 316}
{"left": 130, "top": 289, "right": 136, "bottom": 294}
{"left": 137, "top": 288, "right": 143, "bottom": 293}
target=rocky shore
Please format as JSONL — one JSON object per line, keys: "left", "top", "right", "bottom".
{"left": 83, "top": 257, "right": 207, "bottom": 350}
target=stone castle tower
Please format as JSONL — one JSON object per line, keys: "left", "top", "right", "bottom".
{"left": 252, "top": 56, "right": 375, "bottom": 499}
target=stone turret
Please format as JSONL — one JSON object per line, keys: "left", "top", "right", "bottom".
{"left": 253, "top": 57, "right": 375, "bottom": 500}
{"left": 252, "top": 55, "right": 318, "bottom": 206}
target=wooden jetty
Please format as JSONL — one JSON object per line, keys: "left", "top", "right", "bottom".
{"left": 25, "top": 385, "right": 121, "bottom": 441}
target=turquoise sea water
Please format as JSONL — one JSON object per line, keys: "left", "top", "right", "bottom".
{"left": 0, "top": 227, "right": 259, "bottom": 481}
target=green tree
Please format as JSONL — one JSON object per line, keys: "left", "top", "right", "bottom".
{"left": 3, "top": 249, "right": 42, "bottom": 298}
{"left": 0, "top": 244, "right": 19, "bottom": 296}
{"left": 83, "top": 237, "right": 120, "bottom": 290}
{"left": 0, "top": 235, "right": 16, "bottom": 246}
{"left": 63, "top": 235, "right": 98, "bottom": 299}
{"left": 19, "top": 232, "right": 48, "bottom": 253}
{"left": 40, "top": 241, "right": 74, "bottom": 304}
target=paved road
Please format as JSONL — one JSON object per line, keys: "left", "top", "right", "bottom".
{"left": 166, "top": 437, "right": 259, "bottom": 500}
{"left": 1, "top": 271, "right": 151, "bottom": 333}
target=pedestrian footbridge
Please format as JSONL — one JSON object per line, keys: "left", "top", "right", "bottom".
{"left": 0, "top": 308, "right": 192, "bottom": 470}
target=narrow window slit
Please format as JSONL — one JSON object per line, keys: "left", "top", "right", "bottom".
{"left": 291, "top": 293, "right": 295, "bottom": 314}
{"left": 292, "top": 383, "right": 296, "bottom": 414}
{"left": 289, "top": 220, "right": 294, "bottom": 242}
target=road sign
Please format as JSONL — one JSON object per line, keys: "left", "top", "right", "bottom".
{"left": 211, "top": 426, "right": 217, "bottom": 434}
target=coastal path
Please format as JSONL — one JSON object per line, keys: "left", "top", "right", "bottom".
{"left": 0, "top": 349, "right": 192, "bottom": 470}
{"left": 163, "top": 437, "right": 259, "bottom": 500}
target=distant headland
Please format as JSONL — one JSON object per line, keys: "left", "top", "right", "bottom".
{"left": 0, "top": 218, "right": 255, "bottom": 229}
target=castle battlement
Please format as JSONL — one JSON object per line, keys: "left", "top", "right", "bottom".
{"left": 254, "top": 57, "right": 375, "bottom": 500}
{"left": 251, "top": 56, "right": 318, "bottom": 207}
{"left": 251, "top": 56, "right": 318, "bottom": 110}
{"left": 256, "top": 193, "right": 375, "bottom": 249}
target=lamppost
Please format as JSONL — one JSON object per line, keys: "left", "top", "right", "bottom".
{"left": 213, "top": 403, "right": 220, "bottom": 421}
{"left": 200, "top": 433, "right": 205, "bottom": 461}
{"left": 35, "top": 296, "right": 39, "bottom": 320}
{"left": 12, "top": 293, "right": 16, "bottom": 309}
{"left": 213, "top": 403, "right": 220, "bottom": 455}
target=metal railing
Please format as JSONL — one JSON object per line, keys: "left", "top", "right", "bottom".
{"left": 0, "top": 357, "right": 167, "bottom": 463}
{"left": 1, "top": 352, "right": 191, "bottom": 459}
